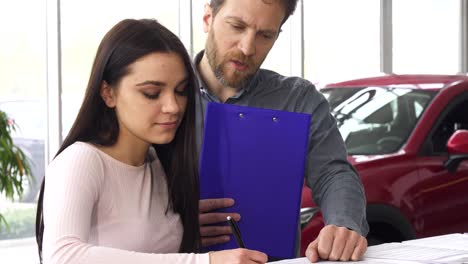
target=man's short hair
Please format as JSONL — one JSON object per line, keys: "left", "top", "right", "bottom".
{"left": 209, "top": 0, "right": 298, "bottom": 27}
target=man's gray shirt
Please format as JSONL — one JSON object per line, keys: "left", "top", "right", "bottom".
{"left": 194, "top": 51, "right": 369, "bottom": 236}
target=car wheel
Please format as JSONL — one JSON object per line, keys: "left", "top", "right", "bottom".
{"left": 367, "top": 222, "right": 406, "bottom": 246}
{"left": 366, "top": 234, "right": 386, "bottom": 246}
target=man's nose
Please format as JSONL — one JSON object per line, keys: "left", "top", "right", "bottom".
{"left": 238, "top": 31, "right": 256, "bottom": 57}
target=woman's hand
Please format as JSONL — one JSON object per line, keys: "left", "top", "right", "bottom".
{"left": 209, "top": 248, "right": 268, "bottom": 264}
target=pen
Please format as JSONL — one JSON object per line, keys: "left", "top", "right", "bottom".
{"left": 227, "top": 216, "right": 284, "bottom": 262}
{"left": 227, "top": 216, "right": 246, "bottom": 248}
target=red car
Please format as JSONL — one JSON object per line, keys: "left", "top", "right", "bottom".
{"left": 300, "top": 74, "right": 468, "bottom": 256}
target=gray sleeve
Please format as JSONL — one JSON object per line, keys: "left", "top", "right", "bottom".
{"left": 299, "top": 85, "right": 369, "bottom": 236}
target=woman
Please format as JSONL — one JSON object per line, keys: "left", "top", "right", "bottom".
{"left": 35, "top": 19, "right": 267, "bottom": 264}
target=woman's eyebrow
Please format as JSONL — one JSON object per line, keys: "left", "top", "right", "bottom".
{"left": 136, "top": 77, "right": 188, "bottom": 88}
{"left": 136, "top": 80, "right": 165, "bottom": 87}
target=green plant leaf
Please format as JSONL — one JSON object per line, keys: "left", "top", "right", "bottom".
{"left": 0, "top": 110, "right": 32, "bottom": 201}
{"left": 0, "top": 213, "right": 10, "bottom": 232}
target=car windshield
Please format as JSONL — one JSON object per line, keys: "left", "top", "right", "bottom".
{"left": 321, "top": 87, "right": 436, "bottom": 155}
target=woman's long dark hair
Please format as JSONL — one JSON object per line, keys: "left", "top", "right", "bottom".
{"left": 35, "top": 19, "right": 200, "bottom": 262}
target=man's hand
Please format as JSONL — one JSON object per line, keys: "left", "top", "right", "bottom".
{"left": 199, "top": 198, "right": 241, "bottom": 247}
{"left": 305, "top": 224, "right": 367, "bottom": 262}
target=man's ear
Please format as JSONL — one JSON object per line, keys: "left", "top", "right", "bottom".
{"left": 202, "top": 3, "right": 213, "bottom": 33}
{"left": 100, "top": 81, "right": 116, "bottom": 108}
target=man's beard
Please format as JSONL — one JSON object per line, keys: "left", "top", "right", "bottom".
{"left": 205, "top": 29, "right": 258, "bottom": 89}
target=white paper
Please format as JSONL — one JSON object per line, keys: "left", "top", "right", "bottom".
{"left": 402, "top": 233, "right": 468, "bottom": 251}
{"left": 268, "top": 234, "right": 468, "bottom": 264}
{"left": 365, "top": 242, "right": 468, "bottom": 263}
{"left": 267, "top": 256, "right": 431, "bottom": 264}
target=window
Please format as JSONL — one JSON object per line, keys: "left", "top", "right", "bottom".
{"left": 322, "top": 87, "right": 434, "bottom": 155}
{"left": 427, "top": 94, "right": 468, "bottom": 154}
{"left": 0, "top": 0, "right": 46, "bottom": 251}
{"left": 414, "top": 100, "right": 424, "bottom": 117}
{"left": 192, "top": 0, "right": 207, "bottom": 56}
{"left": 393, "top": 0, "right": 459, "bottom": 74}
{"left": 303, "top": 0, "right": 380, "bottom": 86}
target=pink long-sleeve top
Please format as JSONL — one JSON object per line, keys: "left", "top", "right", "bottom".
{"left": 42, "top": 141, "right": 209, "bottom": 264}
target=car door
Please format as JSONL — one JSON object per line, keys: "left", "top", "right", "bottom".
{"left": 413, "top": 92, "right": 468, "bottom": 237}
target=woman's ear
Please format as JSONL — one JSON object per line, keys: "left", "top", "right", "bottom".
{"left": 100, "top": 81, "right": 116, "bottom": 108}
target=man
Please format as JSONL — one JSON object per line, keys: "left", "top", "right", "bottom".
{"left": 195, "top": 0, "right": 369, "bottom": 262}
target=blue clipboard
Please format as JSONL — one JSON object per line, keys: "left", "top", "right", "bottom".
{"left": 199, "top": 102, "right": 311, "bottom": 258}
